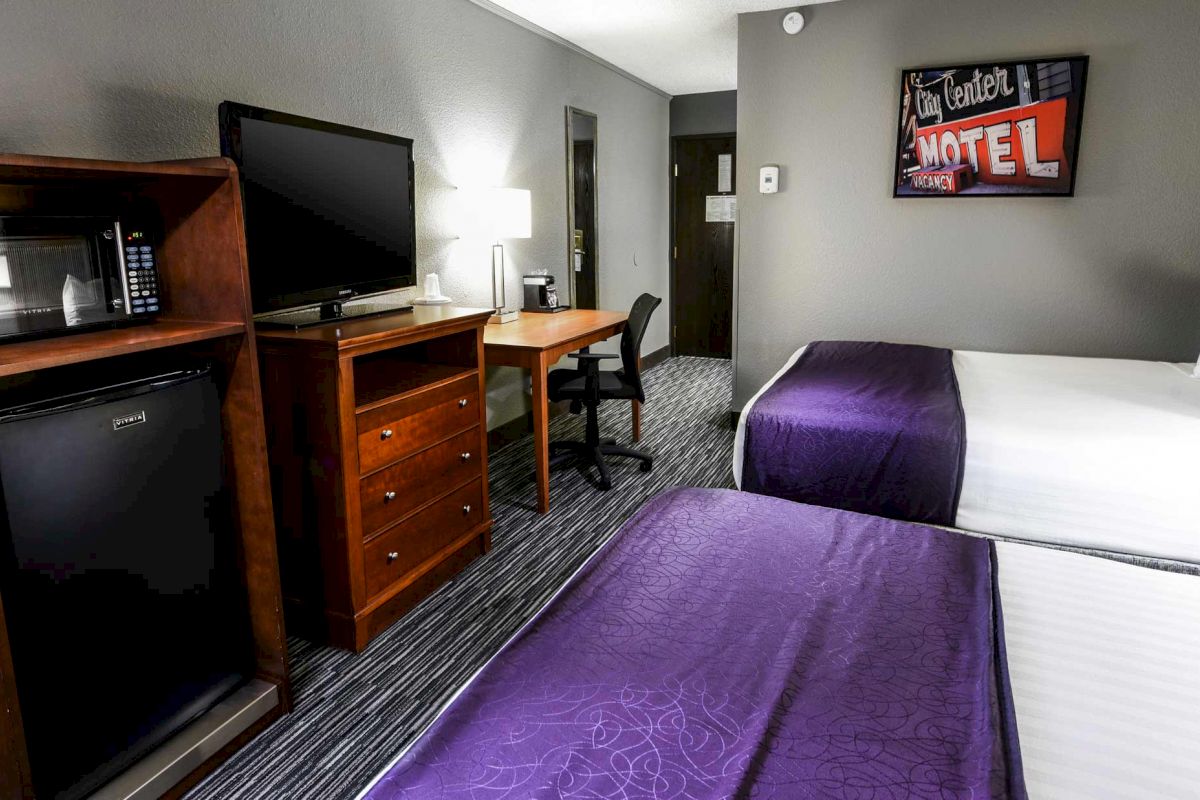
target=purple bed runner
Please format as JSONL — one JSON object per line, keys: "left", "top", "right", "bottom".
{"left": 362, "top": 488, "right": 1024, "bottom": 800}
{"left": 741, "top": 341, "right": 966, "bottom": 526}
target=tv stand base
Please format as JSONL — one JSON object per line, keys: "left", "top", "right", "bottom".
{"left": 256, "top": 302, "right": 414, "bottom": 331}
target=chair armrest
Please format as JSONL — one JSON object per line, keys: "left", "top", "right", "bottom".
{"left": 567, "top": 352, "right": 619, "bottom": 362}
{"left": 565, "top": 352, "right": 616, "bottom": 401}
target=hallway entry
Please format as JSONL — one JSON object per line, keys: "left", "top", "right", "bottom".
{"left": 671, "top": 134, "right": 735, "bottom": 358}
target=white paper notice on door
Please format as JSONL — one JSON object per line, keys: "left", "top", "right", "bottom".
{"left": 705, "top": 195, "right": 737, "bottom": 223}
{"left": 717, "top": 154, "right": 732, "bottom": 193}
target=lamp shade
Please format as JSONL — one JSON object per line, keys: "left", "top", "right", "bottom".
{"left": 462, "top": 187, "right": 531, "bottom": 240}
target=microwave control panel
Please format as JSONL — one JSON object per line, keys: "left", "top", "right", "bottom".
{"left": 122, "top": 230, "right": 161, "bottom": 316}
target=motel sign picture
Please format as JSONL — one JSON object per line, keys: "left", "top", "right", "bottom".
{"left": 894, "top": 57, "right": 1089, "bottom": 196}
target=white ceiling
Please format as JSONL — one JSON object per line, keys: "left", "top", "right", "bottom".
{"left": 472, "top": 0, "right": 841, "bottom": 97}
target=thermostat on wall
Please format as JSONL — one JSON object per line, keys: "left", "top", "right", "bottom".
{"left": 759, "top": 165, "right": 780, "bottom": 194}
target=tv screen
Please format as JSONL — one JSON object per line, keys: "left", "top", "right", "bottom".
{"left": 219, "top": 102, "right": 416, "bottom": 313}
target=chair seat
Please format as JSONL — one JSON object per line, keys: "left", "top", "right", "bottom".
{"left": 547, "top": 368, "right": 638, "bottom": 401}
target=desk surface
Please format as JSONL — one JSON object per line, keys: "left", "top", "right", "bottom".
{"left": 483, "top": 309, "right": 628, "bottom": 351}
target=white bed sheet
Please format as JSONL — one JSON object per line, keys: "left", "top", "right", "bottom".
{"left": 996, "top": 541, "right": 1200, "bottom": 799}
{"left": 734, "top": 347, "right": 1200, "bottom": 563}
{"left": 956, "top": 350, "right": 1200, "bottom": 563}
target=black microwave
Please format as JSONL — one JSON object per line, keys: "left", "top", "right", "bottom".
{"left": 0, "top": 216, "right": 162, "bottom": 342}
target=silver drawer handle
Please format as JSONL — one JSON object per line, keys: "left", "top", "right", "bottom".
{"left": 460, "top": 452, "right": 471, "bottom": 462}
{"left": 387, "top": 551, "right": 399, "bottom": 563}
{"left": 458, "top": 398, "right": 468, "bottom": 408}
{"left": 462, "top": 504, "right": 471, "bottom": 515}
{"left": 381, "top": 429, "right": 394, "bottom": 440}
{"left": 384, "top": 491, "right": 396, "bottom": 502}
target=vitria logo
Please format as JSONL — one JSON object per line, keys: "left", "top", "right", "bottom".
{"left": 112, "top": 411, "right": 147, "bottom": 431}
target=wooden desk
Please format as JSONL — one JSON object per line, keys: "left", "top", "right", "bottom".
{"left": 484, "top": 309, "right": 633, "bottom": 513}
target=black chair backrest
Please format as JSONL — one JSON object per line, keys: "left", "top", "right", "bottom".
{"left": 619, "top": 293, "right": 662, "bottom": 403}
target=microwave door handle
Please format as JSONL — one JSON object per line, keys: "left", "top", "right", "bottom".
{"left": 98, "top": 238, "right": 121, "bottom": 316}
{"left": 84, "top": 229, "right": 120, "bottom": 318}
{"left": 111, "top": 221, "right": 131, "bottom": 316}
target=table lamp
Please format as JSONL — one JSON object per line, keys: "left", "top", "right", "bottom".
{"left": 471, "top": 187, "right": 531, "bottom": 324}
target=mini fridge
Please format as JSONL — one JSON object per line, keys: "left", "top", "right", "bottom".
{"left": 0, "top": 366, "right": 251, "bottom": 799}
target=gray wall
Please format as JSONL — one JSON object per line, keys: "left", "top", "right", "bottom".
{"left": 670, "top": 91, "right": 737, "bottom": 137}
{"left": 734, "top": 0, "right": 1200, "bottom": 408}
{"left": 0, "top": 0, "right": 669, "bottom": 429}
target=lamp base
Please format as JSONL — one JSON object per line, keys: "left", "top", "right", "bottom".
{"left": 488, "top": 309, "right": 521, "bottom": 325}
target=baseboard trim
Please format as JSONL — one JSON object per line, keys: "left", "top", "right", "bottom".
{"left": 641, "top": 345, "right": 670, "bottom": 372}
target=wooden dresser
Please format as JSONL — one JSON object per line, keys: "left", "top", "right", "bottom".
{"left": 257, "top": 305, "right": 494, "bottom": 652}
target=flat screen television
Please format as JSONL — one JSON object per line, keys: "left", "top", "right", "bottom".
{"left": 219, "top": 101, "right": 416, "bottom": 322}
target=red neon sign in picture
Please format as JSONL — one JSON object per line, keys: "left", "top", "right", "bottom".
{"left": 912, "top": 97, "right": 1071, "bottom": 190}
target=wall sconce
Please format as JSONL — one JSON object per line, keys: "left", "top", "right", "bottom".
{"left": 460, "top": 187, "right": 531, "bottom": 324}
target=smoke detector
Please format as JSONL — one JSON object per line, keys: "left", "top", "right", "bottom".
{"left": 782, "top": 10, "right": 805, "bottom": 35}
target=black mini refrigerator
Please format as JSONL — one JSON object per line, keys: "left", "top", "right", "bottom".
{"left": 0, "top": 366, "right": 251, "bottom": 800}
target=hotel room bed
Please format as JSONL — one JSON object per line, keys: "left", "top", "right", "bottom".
{"left": 734, "top": 342, "right": 1200, "bottom": 564}
{"left": 356, "top": 489, "right": 1200, "bottom": 800}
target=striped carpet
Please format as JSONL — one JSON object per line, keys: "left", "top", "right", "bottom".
{"left": 186, "top": 356, "right": 737, "bottom": 800}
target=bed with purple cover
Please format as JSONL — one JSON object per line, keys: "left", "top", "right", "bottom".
{"left": 358, "top": 488, "right": 1025, "bottom": 800}
{"left": 732, "top": 340, "right": 1200, "bottom": 565}
{"left": 735, "top": 341, "right": 966, "bottom": 527}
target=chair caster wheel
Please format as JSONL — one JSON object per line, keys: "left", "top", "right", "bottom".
{"left": 639, "top": 462, "right": 653, "bottom": 473}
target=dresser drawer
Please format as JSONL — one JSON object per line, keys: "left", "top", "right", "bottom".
{"left": 359, "top": 427, "right": 482, "bottom": 536}
{"left": 357, "top": 375, "right": 479, "bottom": 474}
{"left": 363, "top": 478, "right": 484, "bottom": 599}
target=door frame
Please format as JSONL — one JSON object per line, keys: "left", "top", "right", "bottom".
{"left": 566, "top": 107, "right": 599, "bottom": 310}
{"left": 669, "top": 132, "right": 736, "bottom": 356}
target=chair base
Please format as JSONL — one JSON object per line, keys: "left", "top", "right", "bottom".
{"left": 547, "top": 439, "right": 653, "bottom": 491}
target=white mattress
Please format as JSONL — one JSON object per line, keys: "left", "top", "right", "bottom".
{"left": 735, "top": 347, "right": 1200, "bottom": 563}
{"left": 996, "top": 541, "right": 1200, "bottom": 798}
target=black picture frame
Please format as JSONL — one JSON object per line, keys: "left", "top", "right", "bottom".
{"left": 892, "top": 55, "right": 1089, "bottom": 198}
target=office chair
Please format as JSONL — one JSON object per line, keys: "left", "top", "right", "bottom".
{"left": 546, "top": 293, "right": 662, "bottom": 491}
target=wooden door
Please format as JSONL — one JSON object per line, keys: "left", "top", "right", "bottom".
{"left": 672, "top": 135, "right": 735, "bottom": 358}
{"left": 572, "top": 140, "right": 597, "bottom": 310}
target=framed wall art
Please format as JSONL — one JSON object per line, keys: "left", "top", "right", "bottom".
{"left": 894, "top": 56, "right": 1089, "bottom": 197}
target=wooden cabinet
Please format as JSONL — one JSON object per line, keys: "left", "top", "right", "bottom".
{"left": 258, "top": 306, "right": 494, "bottom": 652}
{"left": 0, "top": 154, "right": 289, "bottom": 799}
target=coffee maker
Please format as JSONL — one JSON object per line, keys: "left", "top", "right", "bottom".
{"left": 522, "top": 274, "right": 568, "bottom": 313}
